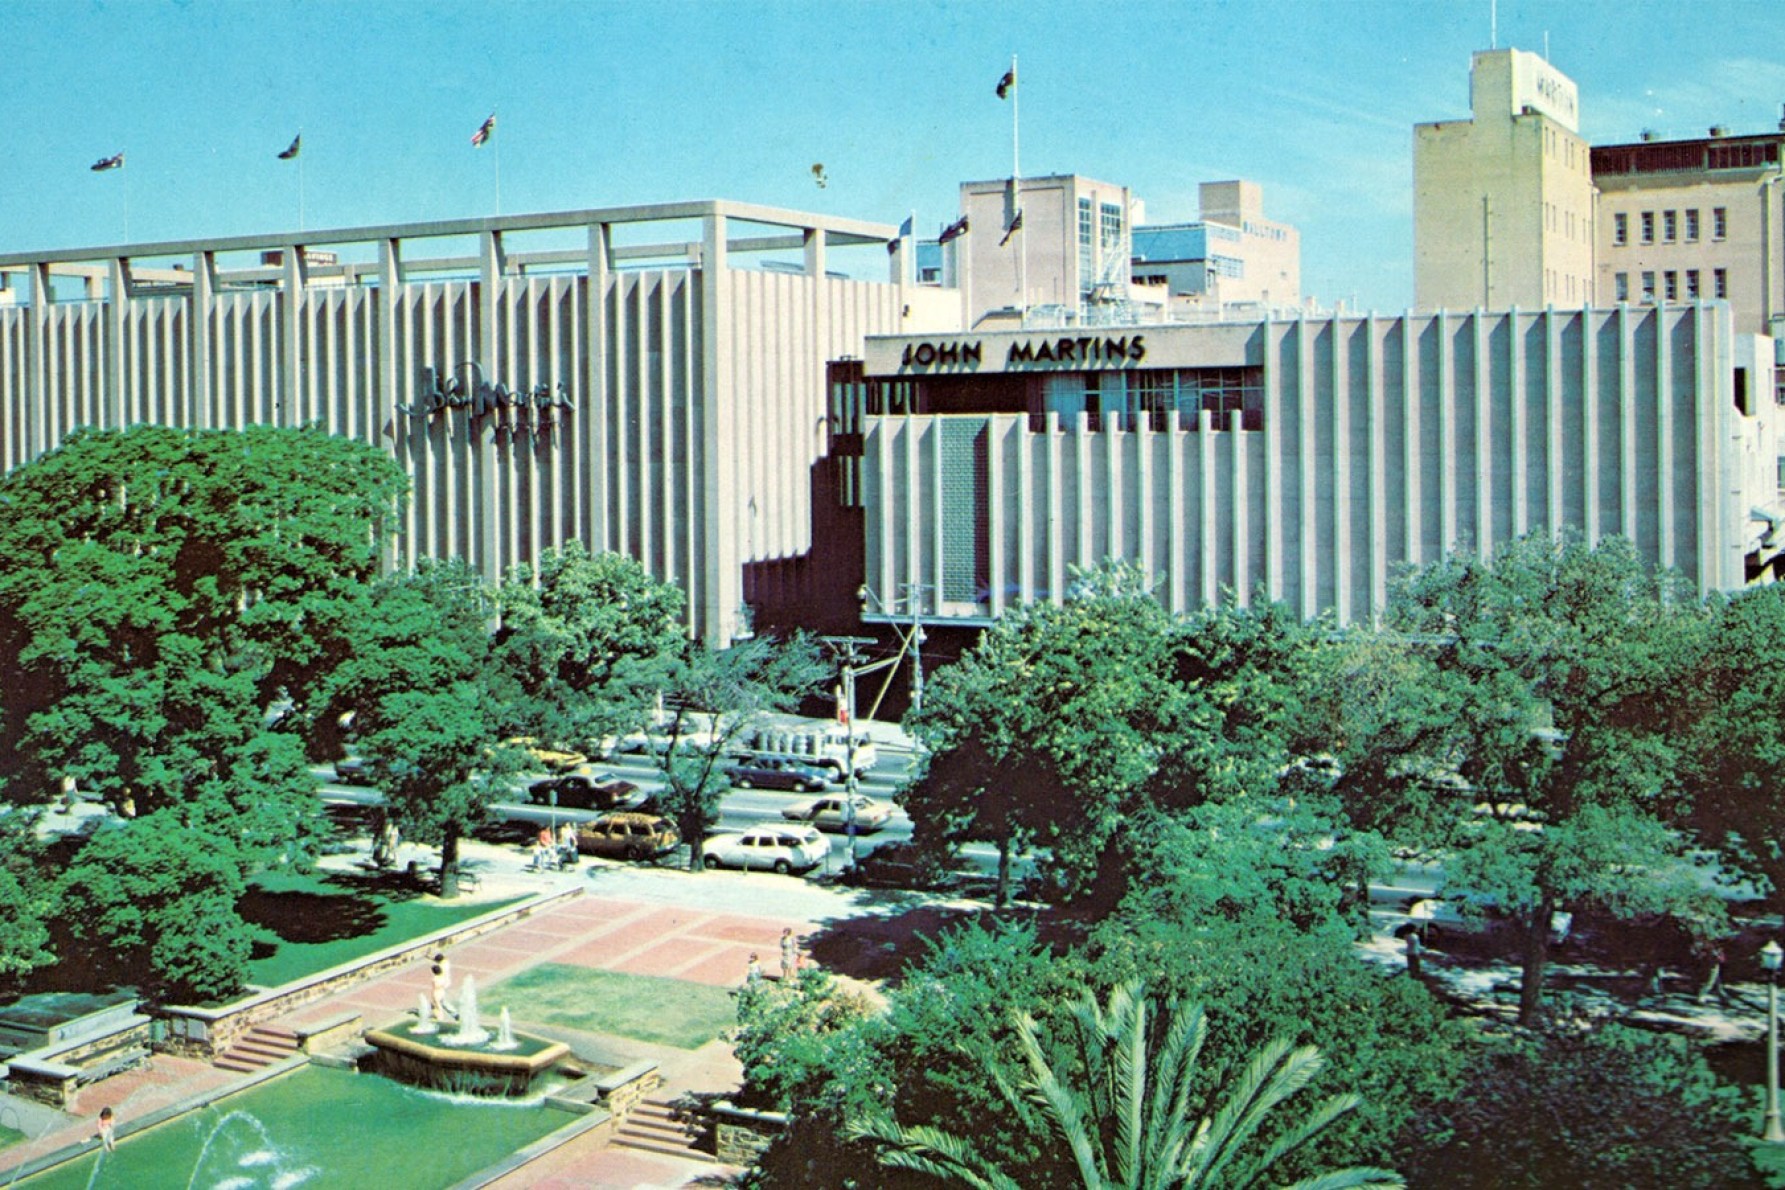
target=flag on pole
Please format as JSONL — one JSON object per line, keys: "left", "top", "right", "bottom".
{"left": 90, "top": 153, "right": 124, "bottom": 172}
{"left": 887, "top": 214, "right": 914, "bottom": 254}
{"left": 938, "top": 215, "right": 969, "bottom": 245}
{"left": 278, "top": 134, "right": 301, "bottom": 160}
{"left": 1000, "top": 208, "right": 1024, "bottom": 247}
{"left": 996, "top": 68, "right": 1015, "bottom": 99}
{"left": 471, "top": 113, "right": 496, "bottom": 147}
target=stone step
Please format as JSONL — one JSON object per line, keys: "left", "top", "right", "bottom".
{"left": 609, "top": 1135, "right": 718, "bottom": 1163}
{"left": 623, "top": 1116, "right": 698, "bottom": 1141}
{"left": 245, "top": 1024, "right": 300, "bottom": 1042}
{"left": 212, "top": 1054, "right": 269, "bottom": 1073}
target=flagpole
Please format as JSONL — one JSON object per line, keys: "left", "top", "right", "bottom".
{"left": 122, "top": 160, "right": 131, "bottom": 243}
{"left": 493, "top": 111, "right": 502, "bottom": 217}
{"left": 1011, "top": 54, "right": 1025, "bottom": 328}
{"left": 298, "top": 132, "right": 306, "bottom": 232}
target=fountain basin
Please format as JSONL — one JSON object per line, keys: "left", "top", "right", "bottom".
{"left": 362, "top": 1019, "right": 570, "bottom": 1096}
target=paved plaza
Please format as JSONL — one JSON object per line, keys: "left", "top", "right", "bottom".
{"left": 0, "top": 830, "right": 917, "bottom": 1188}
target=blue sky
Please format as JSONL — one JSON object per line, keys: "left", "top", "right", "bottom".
{"left": 6, "top": 0, "right": 1783, "bottom": 312}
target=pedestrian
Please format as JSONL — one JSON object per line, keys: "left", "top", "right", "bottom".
{"left": 96, "top": 1106, "right": 116, "bottom": 1152}
{"left": 780, "top": 927, "right": 800, "bottom": 981}
{"left": 745, "top": 952, "right": 763, "bottom": 985}
{"left": 430, "top": 962, "right": 457, "bottom": 1019}
{"left": 558, "top": 820, "right": 577, "bottom": 867}
{"left": 532, "top": 826, "right": 555, "bottom": 871}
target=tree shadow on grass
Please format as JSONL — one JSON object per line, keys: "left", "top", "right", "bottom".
{"left": 238, "top": 869, "right": 423, "bottom": 947}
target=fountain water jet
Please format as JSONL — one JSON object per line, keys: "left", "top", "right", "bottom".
{"left": 490, "top": 1008, "right": 518, "bottom": 1052}
{"left": 413, "top": 993, "right": 438, "bottom": 1035}
{"left": 443, "top": 976, "right": 489, "bottom": 1047}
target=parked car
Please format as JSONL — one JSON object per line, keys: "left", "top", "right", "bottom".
{"left": 780, "top": 793, "right": 895, "bottom": 833}
{"left": 701, "top": 825, "right": 829, "bottom": 874}
{"left": 334, "top": 755, "right": 373, "bottom": 784}
{"left": 725, "top": 757, "right": 829, "bottom": 792}
{"left": 528, "top": 772, "right": 648, "bottom": 812}
{"left": 505, "top": 736, "right": 588, "bottom": 772}
{"left": 574, "top": 813, "right": 680, "bottom": 861}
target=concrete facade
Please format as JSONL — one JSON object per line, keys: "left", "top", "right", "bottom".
{"left": 1131, "top": 180, "right": 1302, "bottom": 312}
{"left": 956, "top": 174, "right": 1137, "bottom": 327}
{"left": 0, "top": 202, "right": 952, "bottom": 645}
{"left": 858, "top": 306, "right": 1779, "bottom": 628}
{"left": 1415, "top": 48, "right": 1596, "bottom": 311}
{"left": 1592, "top": 131, "right": 1785, "bottom": 338}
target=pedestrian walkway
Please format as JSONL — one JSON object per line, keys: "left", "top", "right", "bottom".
{"left": 0, "top": 835, "right": 843, "bottom": 1188}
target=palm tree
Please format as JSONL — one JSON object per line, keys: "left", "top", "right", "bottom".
{"left": 852, "top": 981, "right": 1402, "bottom": 1189}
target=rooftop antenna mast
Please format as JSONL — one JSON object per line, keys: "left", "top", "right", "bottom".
{"left": 1490, "top": 0, "right": 1497, "bottom": 48}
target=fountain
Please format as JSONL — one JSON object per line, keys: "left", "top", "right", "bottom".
{"left": 442, "top": 976, "right": 490, "bottom": 1047}
{"left": 491, "top": 1008, "right": 518, "bottom": 1053}
{"left": 362, "top": 976, "right": 567, "bottom": 1096}
{"left": 413, "top": 994, "right": 437, "bottom": 1035}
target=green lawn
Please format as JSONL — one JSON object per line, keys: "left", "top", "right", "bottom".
{"left": 0, "top": 1123, "right": 24, "bottom": 1152}
{"left": 239, "top": 869, "right": 522, "bottom": 989}
{"left": 488, "top": 964, "right": 736, "bottom": 1049}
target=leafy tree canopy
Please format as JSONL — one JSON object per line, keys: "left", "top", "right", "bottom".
{"left": 491, "top": 544, "right": 687, "bottom": 750}
{"left": 0, "top": 425, "right": 405, "bottom": 865}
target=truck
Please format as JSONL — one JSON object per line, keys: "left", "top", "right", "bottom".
{"left": 733, "top": 726, "right": 877, "bottom": 781}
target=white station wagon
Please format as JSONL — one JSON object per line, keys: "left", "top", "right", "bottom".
{"left": 701, "top": 825, "right": 829, "bottom": 874}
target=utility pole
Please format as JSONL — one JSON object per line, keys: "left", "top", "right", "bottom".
{"left": 821, "top": 636, "right": 882, "bottom": 869}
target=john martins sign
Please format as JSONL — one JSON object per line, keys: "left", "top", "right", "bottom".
{"left": 399, "top": 363, "right": 574, "bottom": 431}
{"left": 896, "top": 334, "right": 1147, "bottom": 371}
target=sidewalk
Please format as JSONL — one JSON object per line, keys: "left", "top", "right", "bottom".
{"left": 0, "top": 835, "right": 863, "bottom": 1187}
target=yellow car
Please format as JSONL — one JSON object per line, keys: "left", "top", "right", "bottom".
{"left": 504, "top": 737, "right": 589, "bottom": 773}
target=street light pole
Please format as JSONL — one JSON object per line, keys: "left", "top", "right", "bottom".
{"left": 1764, "top": 940, "right": 1784, "bottom": 1143}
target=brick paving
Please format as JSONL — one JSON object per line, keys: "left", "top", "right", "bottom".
{"left": 0, "top": 849, "right": 830, "bottom": 1188}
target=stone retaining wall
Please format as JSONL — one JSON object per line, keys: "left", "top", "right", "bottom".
{"left": 709, "top": 1100, "right": 789, "bottom": 1166}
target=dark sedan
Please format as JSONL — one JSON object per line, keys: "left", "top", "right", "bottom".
{"left": 724, "top": 757, "right": 830, "bottom": 792}
{"left": 528, "top": 772, "right": 650, "bottom": 812}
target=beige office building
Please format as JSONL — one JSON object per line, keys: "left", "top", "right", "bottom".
{"left": 1414, "top": 48, "right": 1596, "bottom": 311}
{"left": 1592, "top": 130, "right": 1785, "bottom": 339}
{"left": 954, "top": 174, "right": 1138, "bottom": 327}
{"left": 1130, "top": 180, "right": 1301, "bottom": 313}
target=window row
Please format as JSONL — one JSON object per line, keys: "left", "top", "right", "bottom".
{"left": 1611, "top": 206, "right": 1727, "bottom": 247}
{"left": 1612, "top": 268, "right": 1728, "bottom": 302}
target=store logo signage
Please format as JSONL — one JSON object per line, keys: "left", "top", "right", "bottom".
{"left": 898, "top": 334, "right": 1147, "bottom": 371}
{"left": 399, "top": 363, "right": 574, "bottom": 432}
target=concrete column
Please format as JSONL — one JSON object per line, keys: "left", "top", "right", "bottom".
{"left": 106, "top": 259, "right": 128, "bottom": 429}
{"left": 700, "top": 211, "right": 735, "bottom": 644}
{"left": 281, "top": 247, "right": 306, "bottom": 428}
{"left": 586, "top": 223, "right": 612, "bottom": 551}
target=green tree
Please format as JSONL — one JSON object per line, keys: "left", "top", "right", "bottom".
{"left": 855, "top": 981, "right": 1402, "bottom": 1189}
{"left": 904, "top": 561, "right": 1181, "bottom": 905}
{"left": 491, "top": 544, "right": 687, "bottom": 753}
{"left": 1404, "top": 1021, "right": 1755, "bottom": 1188}
{"left": 0, "top": 424, "right": 405, "bottom": 864}
{"left": 0, "top": 814, "right": 55, "bottom": 989}
{"left": 1331, "top": 533, "right": 1713, "bottom": 1024}
{"left": 322, "top": 560, "right": 513, "bottom": 896}
{"left": 57, "top": 811, "right": 252, "bottom": 1002}
{"left": 656, "top": 634, "right": 829, "bottom": 871}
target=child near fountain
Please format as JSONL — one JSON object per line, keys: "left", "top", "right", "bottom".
{"left": 96, "top": 1106, "right": 115, "bottom": 1152}
{"left": 431, "top": 962, "right": 457, "bottom": 1020}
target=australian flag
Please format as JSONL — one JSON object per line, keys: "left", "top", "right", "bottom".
{"left": 90, "top": 153, "right": 124, "bottom": 172}
{"left": 938, "top": 215, "right": 969, "bottom": 245}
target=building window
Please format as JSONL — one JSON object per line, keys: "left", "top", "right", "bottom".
{"left": 1663, "top": 210, "right": 1677, "bottom": 242}
{"left": 1640, "top": 211, "right": 1655, "bottom": 244}
{"left": 1686, "top": 269, "right": 1700, "bottom": 299}
{"left": 1714, "top": 207, "right": 1728, "bottom": 240}
{"left": 1686, "top": 209, "right": 1700, "bottom": 242}
{"left": 1640, "top": 271, "right": 1656, "bottom": 302}
{"left": 1715, "top": 267, "right": 1729, "bottom": 298}
{"left": 1777, "top": 456, "right": 1785, "bottom": 498}
{"left": 1078, "top": 198, "right": 1094, "bottom": 288}
{"left": 1614, "top": 273, "right": 1629, "bottom": 301}
{"left": 1613, "top": 212, "right": 1627, "bottom": 246}
{"left": 1664, "top": 271, "right": 1679, "bottom": 301}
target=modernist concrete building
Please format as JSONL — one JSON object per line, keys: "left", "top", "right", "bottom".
{"left": 954, "top": 174, "right": 1139, "bottom": 327}
{"left": 0, "top": 201, "right": 958, "bottom": 645}
{"left": 1131, "top": 180, "right": 1302, "bottom": 313}
{"left": 853, "top": 306, "right": 1784, "bottom": 632}
{"left": 1592, "top": 127, "right": 1785, "bottom": 339}
{"left": 1415, "top": 48, "right": 1596, "bottom": 311}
